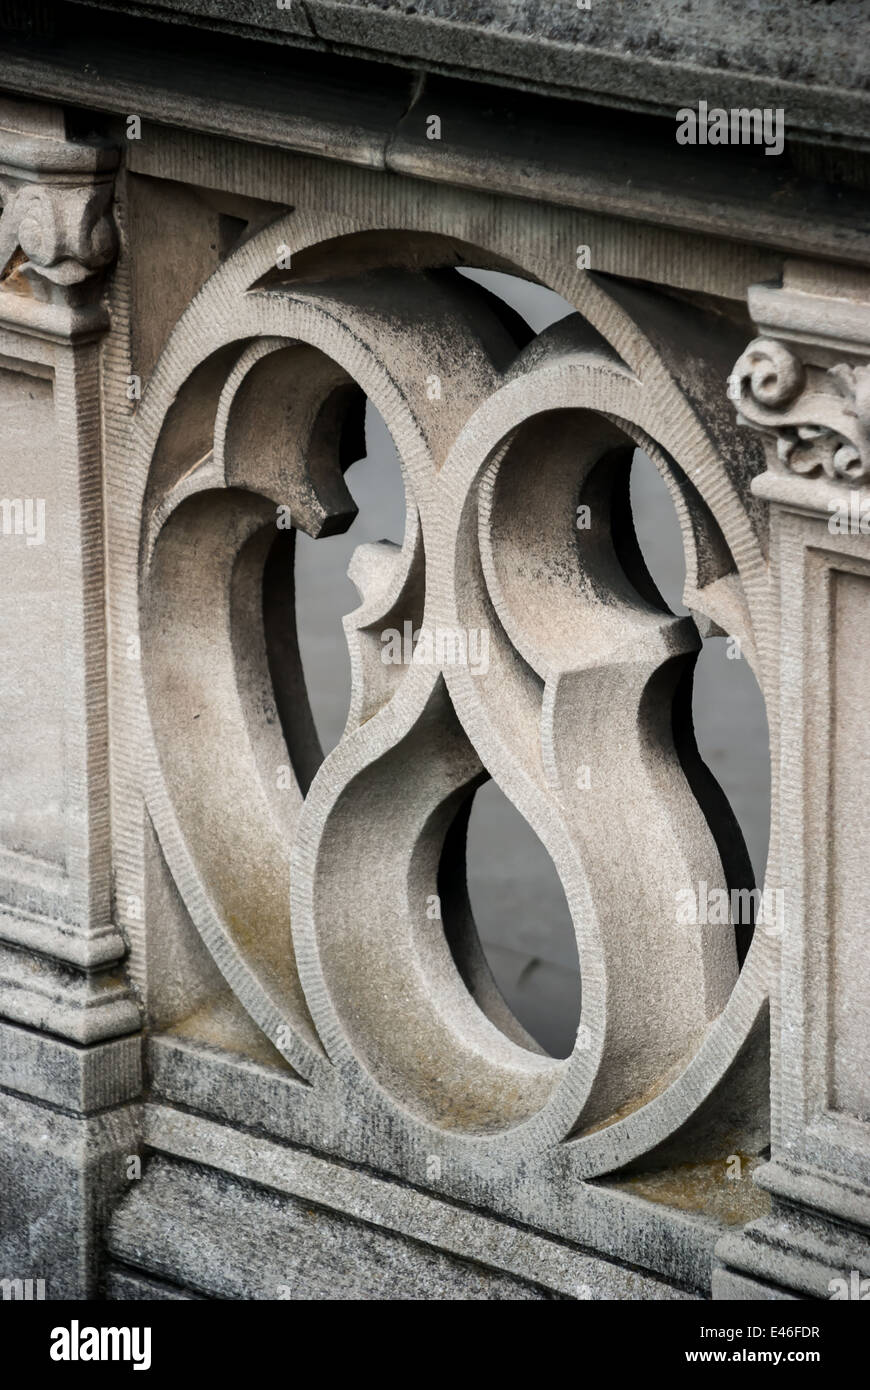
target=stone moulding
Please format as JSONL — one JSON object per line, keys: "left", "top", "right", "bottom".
{"left": 0, "top": 99, "right": 135, "bottom": 1040}
{"left": 715, "top": 272, "right": 870, "bottom": 1300}
{"left": 0, "top": 96, "right": 139, "bottom": 1299}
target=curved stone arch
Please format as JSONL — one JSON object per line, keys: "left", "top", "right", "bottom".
{"left": 136, "top": 209, "right": 771, "bottom": 674}
{"left": 439, "top": 344, "right": 771, "bottom": 1171}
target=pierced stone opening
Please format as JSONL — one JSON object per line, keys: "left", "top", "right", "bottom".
{"left": 293, "top": 402, "right": 407, "bottom": 758}
{"left": 628, "top": 448, "right": 772, "bottom": 955}
{"left": 629, "top": 448, "right": 689, "bottom": 615}
{"left": 691, "top": 640, "right": 771, "bottom": 892}
{"left": 460, "top": 779, "right": 581, "bottom": 1060}
{"left": 456, "top": 266, "right": 576, "bottom": 336}
{"left": 139, "top": 237, "right": 774, "bottom": 1154}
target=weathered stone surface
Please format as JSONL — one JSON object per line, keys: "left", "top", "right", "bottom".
{"left": 715, "top": 264, "right": 870, "bottom": 1299}
{"left": 0, "top": 101, "right": 141, "bottom": 1300}
{"left": 0, "top": 1, "right": 867, "bottom": 1306}
{"left": 0, "top": 1088, "right": 139, "bottom": 1299}
{"left": 141, "top": 1096, "right": 723, "bottom": 1294}
{"left": 2, "top": 11, "right": 868, "bottom": 262}
{"left": 0, "top": 1019, "right": 140, "bottom": 1112}
{"left": 112, "top": 1157, "right": 567, "bottom": 1300}
{"left": 108, "top": 1153, "right": 696, "bottom": 1300}
{"left": 74, "top": 1, "right": 870, "bottom": 139}
{"left": 106, "top": 1267, "right": 204, "bottom": 1299}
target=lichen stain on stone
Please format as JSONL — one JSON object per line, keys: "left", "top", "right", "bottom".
{"left": 576, "top": 1041, "right": 703, "bottom": 1137}
{"left": 171, "top": 993, "right": 298, "bottom": 1075}
{"left": 606, "top": 1154, "right": 772, "bottom": 1226}
{"left": 0, "top": 246, "right": 30, "bottom": 288}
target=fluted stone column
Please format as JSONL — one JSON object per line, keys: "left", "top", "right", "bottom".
{"left": 714, "top": 260, "right": 870, "bottom": 1300}
{"left": 0, "top": 97, "right": 141, "bottom": 1299}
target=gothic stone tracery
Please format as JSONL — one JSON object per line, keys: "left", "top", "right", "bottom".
{"left": 134, "top": 219, "right": 771, "bottom": 1182}
{"left": 0, "top": 0, "right": 868, "bottom": 1308}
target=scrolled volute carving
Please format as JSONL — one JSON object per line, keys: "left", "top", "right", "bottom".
{"left": 732, "top": 336, "right": 870, "bottom": 482}
{"left": 0, "top": 177, "right": 116, "bottom": 287}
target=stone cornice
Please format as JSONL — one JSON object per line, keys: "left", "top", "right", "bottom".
{"left": 63, "top": 0, "right": 870, "bottom": 146}
{"left": 1, "top": 21, "right": 869, "bottom": 266}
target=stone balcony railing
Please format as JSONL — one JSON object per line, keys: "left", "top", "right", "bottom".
{"left": 0, "top": 0, "right": 868, "bottom": 1304}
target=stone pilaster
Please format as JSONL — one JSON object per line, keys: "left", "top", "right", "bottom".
{"left": 714, "top": 261, "right": 870, "bottom": 1300}
{"left": 0, "top": 97, "right": 141, "bottom": 1298}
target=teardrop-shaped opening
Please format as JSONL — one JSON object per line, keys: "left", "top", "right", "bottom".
{"left": 628, "top": 448, "right": 771, "bottom": 925}
{"left": 454, "top": 780, "right": 581, "bottom": 1060}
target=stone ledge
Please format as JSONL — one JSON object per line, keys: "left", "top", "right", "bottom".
{"left": 0, "top": 1018, "right": 141, "bottom": 1112}
{"left": 66, "top": 0, "right": 870, "bottom": 142}
{"left": 109, "top": 1145, "right": 699, "bottom": 1300}
{"left": 142, "top": 1088, "right": 728, "bottom": 1295}
{"left": 0, "top": 943, "right": 142, "bottom": 1046}
{"left": 3, "top": 9, "right": 868, "bottom": 265}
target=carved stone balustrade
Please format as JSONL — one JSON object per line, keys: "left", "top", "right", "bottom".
{"left": 0, "top": 0, "right": 868, "bottom": 1304}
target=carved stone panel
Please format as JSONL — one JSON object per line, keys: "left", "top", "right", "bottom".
{"left": 125, "top": 209, "right": 772, "bottom": 1205}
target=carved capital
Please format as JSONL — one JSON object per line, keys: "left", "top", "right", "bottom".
{"left": 0, "top": 99, "right": 118, "bottom": 336}
{"left": 732, "top": 337, "right": 870, "bottom": 483}
{"left": 0, "top": 177, "right": 116, "bottom": 287}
